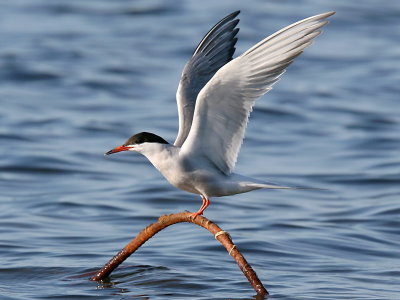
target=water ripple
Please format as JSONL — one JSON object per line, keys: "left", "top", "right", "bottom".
{"left": 1, "top": 1, "right": 399, "bottom": 300}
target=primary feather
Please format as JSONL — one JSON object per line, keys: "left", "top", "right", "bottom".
{"left": 174, "top": 11, "right": 240, "bottom": 147}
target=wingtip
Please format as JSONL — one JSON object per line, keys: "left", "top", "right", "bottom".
{"left": 231, "top": 10, "right": 241, "bottom": 18}
{"left": 223, "top": 10, "right": 240, "bottom": 21}
{"left": 305, "top": 11, "right": 336, "bottom": 23}
{"left": 192, "top": 10, "right": 241, "bottom": 56}
{"left": 320, "top": 11, "right": 336, "bottom": 18}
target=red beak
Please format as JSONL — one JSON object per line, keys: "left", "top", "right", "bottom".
{"left": 105, "top": 145, "right": 130, "bottom": 155}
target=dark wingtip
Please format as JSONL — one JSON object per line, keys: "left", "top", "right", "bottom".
{"left": 223, "top": 10, "right": 240, "bottom": 20}
{"left": 231, "top": 10, "right": 241, "bottom": 18}
{"left": 193, "top": 10, "right": 241, "bottom": 56}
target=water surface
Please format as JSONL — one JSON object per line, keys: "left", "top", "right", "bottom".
{"left": 1, "top": 0, "right": 400, "bottom": 299}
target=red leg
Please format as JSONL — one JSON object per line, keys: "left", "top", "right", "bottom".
{"left": 191, "top": 196, "right": 210, "bottom": 217}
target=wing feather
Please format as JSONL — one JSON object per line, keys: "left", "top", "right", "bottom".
{"left": 180, "top": 12, "right": 335, "bottom": 174}
{"left": 174, "top": 11, "right": 240, "bottom": 147}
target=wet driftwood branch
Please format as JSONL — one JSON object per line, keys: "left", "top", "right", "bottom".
{"left": 90, "top": 212, "right": 268, "bottom": 296}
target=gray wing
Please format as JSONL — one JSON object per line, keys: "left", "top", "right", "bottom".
{"left": 174, "top": 11, "right": 240, "bottom": 147}
{"left": 181, "top": 12, "right": 335, "bottom": 175}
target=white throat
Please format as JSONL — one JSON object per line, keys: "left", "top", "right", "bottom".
{"left": 135, "top": 143, "right": 177, "bottom": 173}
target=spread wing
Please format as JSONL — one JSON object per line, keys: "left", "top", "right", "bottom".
{"left": 180, "top": 12, "right": 335, "bottom": 174}
{"left": 174, "top": 11, "right": 240, "bottom": 147}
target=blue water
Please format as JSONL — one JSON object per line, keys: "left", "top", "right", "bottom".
{"left": 1, "top": 1, "right": 400, "bottom": 299}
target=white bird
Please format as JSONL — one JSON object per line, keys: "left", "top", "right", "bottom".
{"left": 106, "top": 11, "right": 335, "bottom": 216}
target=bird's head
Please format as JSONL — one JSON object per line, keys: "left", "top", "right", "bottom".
{"left": 105, "top": 132, "right": 169, "bottom": 155}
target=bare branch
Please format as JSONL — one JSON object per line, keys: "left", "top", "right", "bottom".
{"left": 90, "top": 212, "right": 268, "bottom": 296}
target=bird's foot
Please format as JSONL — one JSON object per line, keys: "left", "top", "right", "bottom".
{"left": 189, "top": 211, "right": 203, "bottom": 219}
{"left": 190, "top": 197, "right": 210, "bottom": 218}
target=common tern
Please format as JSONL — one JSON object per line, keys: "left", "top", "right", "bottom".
{"left": 106, "top": 11, "right": 334, "bottom": 216}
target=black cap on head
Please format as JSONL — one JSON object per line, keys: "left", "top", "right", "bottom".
{"left": 123, "top": 132, "right": 169, "bottom": 146}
